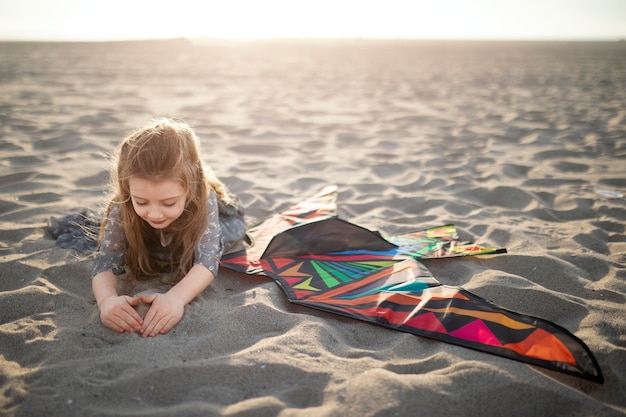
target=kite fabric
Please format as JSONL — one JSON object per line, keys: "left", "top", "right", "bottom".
{"left": 221, "top": 185, "right": 603, "bottom": 383}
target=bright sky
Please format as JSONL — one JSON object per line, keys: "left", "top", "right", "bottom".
{"left": 0, "top": 0, "right": 625, "bottom": 41}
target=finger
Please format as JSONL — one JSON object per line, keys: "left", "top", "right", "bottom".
{"left": 114, "top": 306, "right": 143, "bottom": 331}
{"left": 109, "top": 317, "right": 135, "bottom": 333}
{"left": 151, "top": 315, "right": 174, "bottom": 337}
{"left": 125, "top": 296, "right": 140, "bottom": 307}
{"left": 142, "top": 315, "right": 164, "bottom": 337}
{"left": 159, "top": 317, "right": 176, "bottom": 335}
{"left": 140, "top": 306, "right": 159, "bottom": 336}
{"left": 142, "top": 313, "right": 176, "bottom": 337}
{"left": 100, "top": 298, "right": 142, "bottom": 333}
{"left": 120, "top": 304, "right": 143, "bottom": 327}
{"left": 139, "top": 294, "right": 158, "bottom": 304}
{"left": 104, "top": 317, "right": 130, "bottom": 333}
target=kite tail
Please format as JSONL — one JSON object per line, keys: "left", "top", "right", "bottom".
{"left": 293, "top": 259, "right": 603, "bottom": 383}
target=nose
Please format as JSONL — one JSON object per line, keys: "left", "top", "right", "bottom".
{"left": 147, "top": 206, "right": 164, "bottom": 220}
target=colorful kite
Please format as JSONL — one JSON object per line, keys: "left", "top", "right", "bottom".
{"left": 221, "top": 185, "right": 603, "bottom": 383}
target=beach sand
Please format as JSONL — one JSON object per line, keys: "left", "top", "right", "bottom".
{"left": 1, "top": 39, "right": 625, "bottom": 416}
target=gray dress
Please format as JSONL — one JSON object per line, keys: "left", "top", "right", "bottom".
{"left": 92, "top": 191, "right": 246, "bottom": 278}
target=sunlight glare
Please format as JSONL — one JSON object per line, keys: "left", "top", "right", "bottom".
{"left": 0, "top": 0, "right": 624, "bottom": 41}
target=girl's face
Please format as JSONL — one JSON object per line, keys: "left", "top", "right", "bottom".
{"left": 128, "top": 178, "right": 187, "bottom": 230}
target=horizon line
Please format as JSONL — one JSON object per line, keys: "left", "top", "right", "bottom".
{"left": 1, "top": 35, "right": 625, "bottom": 43}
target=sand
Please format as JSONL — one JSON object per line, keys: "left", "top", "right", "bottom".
{"left": 0, "top": 39, "right": 625, "bottom": 416}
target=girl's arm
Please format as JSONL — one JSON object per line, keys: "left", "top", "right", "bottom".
{"left": 139, "top": 264, "right": 215, "bottom": 337}
{"left": 168, "top": 263, "right": 215, "bottom": 304}
{"left": 92, "top": 204, "right": 143, "bottom": 332}
{"left": 92, "top": 271, "right": 143, "bottom": 333}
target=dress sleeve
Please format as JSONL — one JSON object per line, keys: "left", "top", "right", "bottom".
{"left": 194, "top": 192, "right": 223, "bottom": 275}
{"left": 92, "top": 204, "right": 127, "bottom": 277}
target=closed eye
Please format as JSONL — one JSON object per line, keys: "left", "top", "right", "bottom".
{"left": 131, "top": 197, "right": 179, "bottom": 207}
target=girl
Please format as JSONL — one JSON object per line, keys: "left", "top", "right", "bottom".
{"left": 92, "top": 118, "right": 246, "bottom": 337}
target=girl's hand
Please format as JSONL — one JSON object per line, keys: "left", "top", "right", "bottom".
{"left": 138, "top": 293, "right": 185, "bottom": 337}
{"left": 98, "top": 295, "right": 143, "bottom": 333}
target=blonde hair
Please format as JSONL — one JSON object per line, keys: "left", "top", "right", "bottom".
{"left": 101, "top": 118, "right": 233, "bottom": 282}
